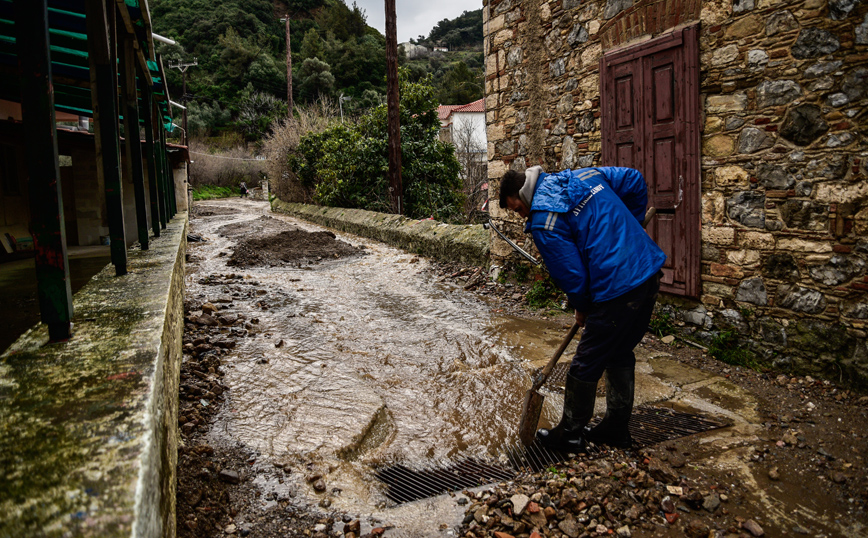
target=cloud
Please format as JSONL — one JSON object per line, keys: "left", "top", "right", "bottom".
{"left": 352, "top": 0, "right": 478, "bottom": 43}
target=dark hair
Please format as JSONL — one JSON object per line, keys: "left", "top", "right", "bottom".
{"left": 499, "top": 170, "right": 525, "bottom": 208}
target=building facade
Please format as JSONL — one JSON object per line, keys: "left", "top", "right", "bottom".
{"left": 483, "top": 0, "right": 868, "bottom": 386}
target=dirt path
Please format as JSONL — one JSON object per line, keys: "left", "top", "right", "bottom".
{"left": 177, "top": 199, "right": 867, "bottom": 538}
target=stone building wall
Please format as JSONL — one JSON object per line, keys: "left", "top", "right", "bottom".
{"left": 483, "top": 0, "right": 868, "bottom": 387}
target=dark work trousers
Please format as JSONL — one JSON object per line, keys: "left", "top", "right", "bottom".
{"left": 569, "top": 271, "right": 662, "bottom": 383}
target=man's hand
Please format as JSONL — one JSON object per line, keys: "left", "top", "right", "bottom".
{"left": 575, "top": 310, "right": 586, "bottom": 327}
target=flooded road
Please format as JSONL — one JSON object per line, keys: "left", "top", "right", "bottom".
{"left": 184, "top": 199, "right": 566, "bottom": 532}
{"left": 181, "top": 200, "right": 868, "bottom": 538}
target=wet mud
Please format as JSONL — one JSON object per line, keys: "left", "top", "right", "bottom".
{"left": 179, "top": 199, "right": 536, "bottom": 537}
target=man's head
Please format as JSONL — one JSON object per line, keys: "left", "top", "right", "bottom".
{"left": 499, "top": 170, "right": 530, "bottom": 218}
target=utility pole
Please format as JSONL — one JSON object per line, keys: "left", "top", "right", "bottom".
{"left": 279, "top": 15, "right": 294, "bottom": 113}
{"left": 168, "top": 57, "right": 197, "bottom": 145}
{"left": 385, "top": 0, "right": 402, "bottom": 214}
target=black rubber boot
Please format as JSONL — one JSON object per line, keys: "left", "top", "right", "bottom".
{"left": 536, "top": 373, "right": 597, "bottom": 453}
{"left": 585, "top": 367, "right": 634, "bottom": 448}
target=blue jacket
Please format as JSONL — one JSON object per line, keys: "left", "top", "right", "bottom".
{"left": 525, "top": 167, "right": 666, "bottom": 312}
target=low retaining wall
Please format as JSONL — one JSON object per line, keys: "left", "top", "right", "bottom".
{"left": 271, "top": 201, "right": 490, "bottom": 267}
{"left": 0, "top": 215, "right": 187, "bottom": 537}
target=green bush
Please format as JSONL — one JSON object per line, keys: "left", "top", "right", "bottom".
{"left": 288, "top": 69, "right": 464, "bottom": 222}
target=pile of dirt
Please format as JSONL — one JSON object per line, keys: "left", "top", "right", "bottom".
{"left": 228, "top": 229, "right": 365, "bottom": 267}
{"left": 191, "top": 205, "right": 241, "bottom": 218}
{"left": 217, "top": 215, "right": 290, "bottom": 239}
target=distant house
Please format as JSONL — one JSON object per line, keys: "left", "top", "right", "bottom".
{"left": 433, "top": 43, "right": 449, "bottom": 52}
{"left": 399, "top": 42, "right": 428, "bottom": 59}
{"left": 438, "top": 99, "right": 486, "bottom": 160}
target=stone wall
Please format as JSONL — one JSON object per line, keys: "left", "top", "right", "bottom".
{"left": 272, "top": 200, "right": 490, "bottom": 267}
{"left": 484, "top": 0, "right": 868, "bottom": 387}
{"left": 0, "top": 215, "right": 187, "bottom": 537}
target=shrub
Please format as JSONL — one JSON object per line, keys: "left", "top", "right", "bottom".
{"left": 649, "top": 312, "right": 675, "bottom": 338}
{"left": 262, "top": 99, "right": 338, "bottom": 204}
{"left": 288, "top": 69, "right": 464, "bottom": 222}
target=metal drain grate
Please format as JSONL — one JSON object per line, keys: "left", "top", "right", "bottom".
{"left": 545, "top": 362, "right": 571, "bottom": 392}
{"left": 374, "top": 459, "right": 515, "bottom": 504}
{"left": 375, "top": 406, "right": 728, "bottom": 504}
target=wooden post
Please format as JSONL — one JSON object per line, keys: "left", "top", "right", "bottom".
{"left": 140, "top": 65, "right": 161, "bottom": 237}
{"left": 120, "top": 34, "right": 149, "bottom": 250}
{"left": 385, "top": 0, "right": 402, "bottom": 214}
{"left": 13, "top": 0, "right": 73, "bottom": 342}
{"left": 86, "top": 0, "right": 127, "bottom": 276}
{"left": 285, "top": 15, "right": 294, "bottom": 113}
{"left": 154, "top": 104, "right": 168, "bottom": 228}
{"left": 160, "top": 127, "right": 173, "bottom": 218}
{"left": 166, "top": 140, "right": 177, "bottom": 215}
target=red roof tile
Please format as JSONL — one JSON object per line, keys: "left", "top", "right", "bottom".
{"left": 453, "top": 99, "right": 485, "bottom": 113}
{"left": 437, "top": 104, "right": 463, "bottom": 121}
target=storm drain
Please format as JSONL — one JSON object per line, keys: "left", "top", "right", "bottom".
{"left": 375, "top": 406, "right": 728, "bottom": 504}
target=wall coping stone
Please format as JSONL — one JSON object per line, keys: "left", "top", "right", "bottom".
{"left": 0, "top": 215, "right": 188, "bottom": 537}
{"left": 271, "top": 201, "right": 490, "bottom": 267}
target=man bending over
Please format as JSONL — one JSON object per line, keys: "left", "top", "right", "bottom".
{"left": 500, "top": 166, "right": 666, "bottom": 452}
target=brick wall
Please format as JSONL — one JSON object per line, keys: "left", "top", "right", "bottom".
{"left": 484, "top": 0, "right": 868, "bottom": 387}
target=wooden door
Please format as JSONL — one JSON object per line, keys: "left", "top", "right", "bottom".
{"left": 601, "top": 26, "right": 700, "bottom": 298}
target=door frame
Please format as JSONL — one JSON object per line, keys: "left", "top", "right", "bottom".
{"left": 600, "top": 25, "right": 701, "bottom": 298}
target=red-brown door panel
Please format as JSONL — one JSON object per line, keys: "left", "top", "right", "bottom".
{"left": 602, "top": 25, "right": 700, "bottom": 298}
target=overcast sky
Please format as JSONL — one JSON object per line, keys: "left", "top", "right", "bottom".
{"left": 351, "top": 0, "right": 481, "bottom": 43}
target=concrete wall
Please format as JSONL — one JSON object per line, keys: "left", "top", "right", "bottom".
{"left": 0, "top": 214, "right": 187, "bottom": 537}
{"left": 71, "top": 146, "right": 109, "bottom": 245}
{"left": 271, "top": 200, "right": 490, "bottom": 267}
{"left": 483, "top": 0, "right": 868, "bottom": 387}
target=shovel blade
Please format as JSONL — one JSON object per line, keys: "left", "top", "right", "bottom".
{"left": 518, "top": 389, "right": 544, "bottom": 446}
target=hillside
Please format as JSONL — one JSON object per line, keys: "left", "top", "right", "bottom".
{"left": 148, "top": 0, "right": 484, "bottom": 137}
{"left": 401, "top": 9, "right": 484, "bottom": 105}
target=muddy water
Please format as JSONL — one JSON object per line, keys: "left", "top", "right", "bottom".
{"left": 186, "top": 200, "right": 568, "bottom": 532}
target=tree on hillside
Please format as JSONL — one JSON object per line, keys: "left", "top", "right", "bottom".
{"left": 186, "top": 101, "right": 232, "bottom": 138}
{"left": 437, "top": 62, "right": 483, "bottom": 104}
{"left": 300, "top": 28, "right": 324, "bottom": 60}
{"left": 237, "top": 86, "right": 287, "bottom": 141}
{"left": 298, "top": 57, "right": 336, "bottom": 100}
{"left": 284, "top": 0, "right": 324, "bottom": 15}
{"left": 314, "top": 0, "right": 367, "bottom": 41}
{"left": 420, "top": 9, "right": 482, "bottom": 50}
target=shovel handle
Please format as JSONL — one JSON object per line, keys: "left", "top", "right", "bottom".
{"left": 533, "top": 323, "right": 581, "bottom": 390}
{"left": 643, "top": 207, "right": 656, "bottom": 228}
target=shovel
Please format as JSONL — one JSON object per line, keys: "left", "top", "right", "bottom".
{"left": 517, "top": 322, "right": 581, "bottom": 446}
{"left": 516, "top": 206, "right": 657, "bottom": 446}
